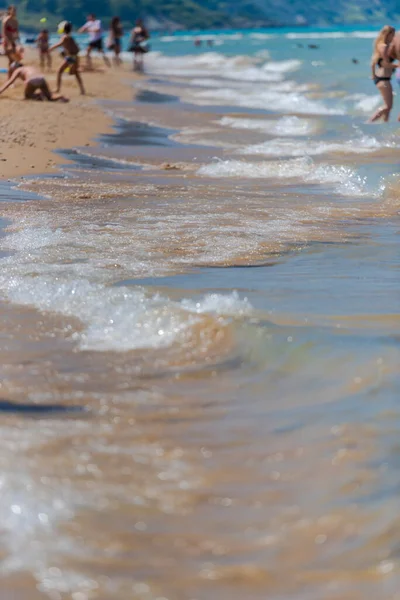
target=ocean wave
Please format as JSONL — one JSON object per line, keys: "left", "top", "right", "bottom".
{"left": 197, "top": 157, "right": 380, "bottom": 197}
{"left": 249, "top": 33, "right": 276, "bottom": 40}
{"left": 239, "top": 134, "right": 397, "bottom": 157}
{"left": 218, "top": 115, "right": 319, "bottom": 136}
{"left": 193, "top": 86, "right": 343, "bottom": 115}
{"left": 69, "top": 148, "right": 142, "bottom": 169}
{"left": 146, "top": 52, "right": 300, "bottom": 83}
{"left": 347, "top": 93, "right": 381, "bottom": 114}
{"left": 189, "top": 77, "right": 230, "bottom": 87}
{"left": 262, "top": 59, "right": 302, "bottom": 73}
{"left": 285, "top": 32, "right": 346, "bottom": 39}
{"left": 157, "top": 30, "right": 377, "bottom": 43}
{"left": 159, "top": 33, "right": 244, "bottom": 43}
{"left": 0, "top": 243, "right": 251, "bottom": 352}
{"left": 0, "top": 207, "right": 261, "bottom": 354}
{"left": 350, "top": 31, "right": 378, "bottom": 38}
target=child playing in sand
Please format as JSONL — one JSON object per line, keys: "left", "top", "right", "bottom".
{"left": 49, "top": 22, "right": 85, "bottom": 95}
{"left": 0, "top": 61, "right": 68, "bottom": 101}
{"left": 36, "top": 29, "right": 51, "bottom": 71}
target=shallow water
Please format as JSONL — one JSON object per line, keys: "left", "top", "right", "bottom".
{"left": 1, "top": 28, "right": 400, "bottom": 599}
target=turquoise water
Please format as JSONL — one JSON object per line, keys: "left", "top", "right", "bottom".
{"left": 150, "top": 27, "right": 386, "bottom": 102}
{"left": 54, "top": 23, "right": 394, "bottom": 106}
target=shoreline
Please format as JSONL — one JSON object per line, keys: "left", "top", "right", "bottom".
{"left": 0, "top": 50, "right": 137, "bottom": 179}
{"left": 0, "top": 33, "right": 399, "bottom": 600}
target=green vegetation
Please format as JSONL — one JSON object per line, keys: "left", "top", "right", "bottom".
{"left": 15, "top": 0, "right": 400, "bottom": 32}
{"left": 17, "top": 0, "right": 272, "bottom": 31}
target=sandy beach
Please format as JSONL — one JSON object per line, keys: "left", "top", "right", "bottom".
{"left": 0, "top": 49, "right": 137, "bottom": 177}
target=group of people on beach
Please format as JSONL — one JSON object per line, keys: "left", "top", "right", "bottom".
{"left": 0, "top": 5, "right": 150, "bottom": 102}
{"left": 2, "top": 8, "right": 400, "bottom": 121}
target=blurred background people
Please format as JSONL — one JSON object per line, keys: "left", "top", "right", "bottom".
{"left": 129, "top": 19, "right": 149, "bottom": 72}
{"left": 108, "top": 16, "right": 123, "bottom": 67}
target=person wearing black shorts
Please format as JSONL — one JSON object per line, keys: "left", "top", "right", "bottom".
{"left": 79, "top": 14, "right": 110, "bottom": 70}
{"left": 90, "top": 38, "right": 102, "bottom": 51}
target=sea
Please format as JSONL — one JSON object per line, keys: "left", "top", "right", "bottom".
{"left": 1, "top": 25, "right": 400, "bottom": 599}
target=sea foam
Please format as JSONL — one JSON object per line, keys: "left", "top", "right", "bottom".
{"left": 239, "top": 135, "right": 397, "bottom": 157}
{"left": 218, "top": 115, "right": 319, "bottom": 136}
{"left": 197, "top": 157, "right": 381, "bottom": 197}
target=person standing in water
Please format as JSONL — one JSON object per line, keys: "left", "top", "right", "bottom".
{"left": 2, "top": 5, "right": 19, "bottom": 78}
{"left": 369, "top": 25, "right": 398, "bottom": 123}
{"left": 129, "top": 19, "right": 149, "bottom": 72}
{"left": 49, "top": 22, "right": 85, "bottom": 95}
{"left": 388, "top": 30, "right": 400, "bottom": 109}
{"left": 36, "top": 29, "right": 51, "bottom": 71}
{"left": 108, "top": 16, "right": 123, "bottom": 67}
{"left": 79, "top": 13, "right": 110, "bottom": 70}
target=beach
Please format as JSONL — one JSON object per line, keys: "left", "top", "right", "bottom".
{"left": 0, "top": 50, "right": 135, "bottom": 177}
{"left": 0, "top": 28, "right": 400, "bottom": 600}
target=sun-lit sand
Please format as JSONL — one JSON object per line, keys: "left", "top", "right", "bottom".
{"left": 0, "top": 48, "right": 138, "bottom": 177}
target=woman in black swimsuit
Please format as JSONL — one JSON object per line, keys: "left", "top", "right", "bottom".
{"left": 370, "top": 25, "right": 398, "bottom": 122}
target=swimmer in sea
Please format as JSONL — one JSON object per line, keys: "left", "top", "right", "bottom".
{"left": 0, "top": 62, "right": 68, "bottom": 101}
{"left": 369, "top": 25, "right": 398, "bottom": 122}
{"left": 49, "top": 22, "right": 85, "bottom": 95}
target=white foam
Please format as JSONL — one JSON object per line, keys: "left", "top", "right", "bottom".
{"left": 285, "top": 32, "right": 346, "bottom": 39}
{"left": 159, "top": 35, "right": 179, "bottom": 42}
{"left": 0, "top": 211, "right": 258, "bottom": 353}
{"left": 146, "top": 52, "right": 299, "bottom": 83}
{"left": 194, "top": 86, "right": 343, "bottom": 115}
{"left": 197, "top": 157, "right": 320, "bottom": 179}
{"left": 349, "top": 94, "right": 381, "bottom": 114}
{"left": 72, "top": 148, "right": 140, "bottom": 168}
{"left": 189, "top": 78, "right": 229, "bottom": 88}
{"left": 249, "top": 33, "right": 275, "bottom": 40}
{"left": 218, "top": 115, "right": 318, "bottom": 136}
{"left": 350, "top": 31, "right": 378, "bottom": 38}
{"left": 262, "top": 59, "right": 302, "bottom": 73}
{"left": 180, "top": 292, "right": 253, "bottom": 315}
{"left": 197, "top": 157, "right": 379, "bottom": 197}
{"left": 138, "top": 30, "right": 376, "bottom": 42}
{"left": 159, "top": 33, "right": 244, "bottom": 43}
{"left": 1, "top": 262, "right": 251, "bottom": 352}
{"left": 240, "top": 134, "right": 396, "bottom": 157}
